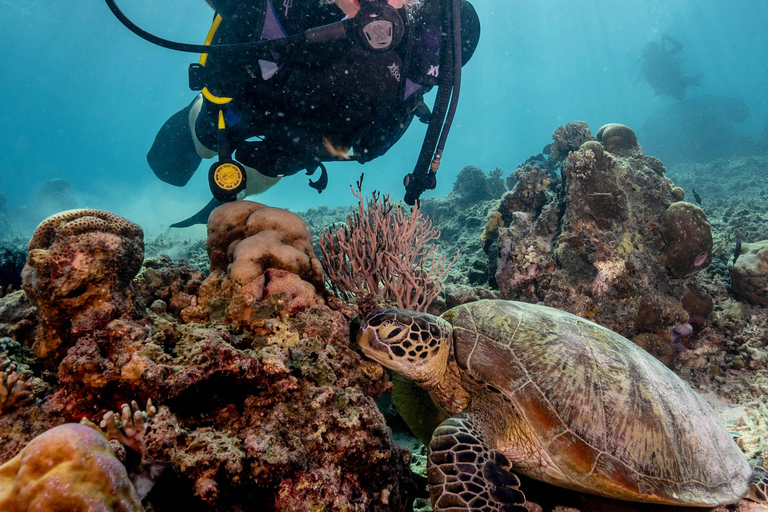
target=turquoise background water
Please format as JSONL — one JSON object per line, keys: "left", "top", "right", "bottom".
{"left": 1, "top": 0, "right": 766, "bottom": 235}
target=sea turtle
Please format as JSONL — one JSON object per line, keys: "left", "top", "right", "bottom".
{"left": 356, "top": 299, "right": 768, "bottom": 511}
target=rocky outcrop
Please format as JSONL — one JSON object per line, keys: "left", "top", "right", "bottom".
{"left": 489, "top": 123, "right": 711, "bottom": 339}
{"left": 729, "top": 240, "right": 768, "bottom": 306}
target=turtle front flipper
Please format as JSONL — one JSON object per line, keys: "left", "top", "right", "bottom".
{"left": 392, "top": 373, "right": 449, "bottom": 446}
{"left": 749, "top": 460, "right": 767, "bottom": 502}
{"left": 428, "top": 413, "right": 527, "bottom": 512}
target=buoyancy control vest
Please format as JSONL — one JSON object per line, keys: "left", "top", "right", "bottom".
{"left": 105, "top": 0, "right": 480, "bottom": 202}
{"left": 195, "top": 0, "right": 449, "bottom": 164}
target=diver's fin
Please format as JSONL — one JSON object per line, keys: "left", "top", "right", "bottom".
{"left": 170, "top": 197, "right": 223, "bottom": 228}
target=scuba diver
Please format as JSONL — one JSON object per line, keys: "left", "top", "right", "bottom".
{"left": 117, "top": 0, "right": 481, "bottom": 226}
{"left": 638, "top": 33, "right": 701, "bottom": 101}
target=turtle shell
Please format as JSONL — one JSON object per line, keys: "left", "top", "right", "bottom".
{"left": 441, "top": 299, "right": 751, "bottom": 506}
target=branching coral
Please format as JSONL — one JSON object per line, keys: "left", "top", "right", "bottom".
{"left": 99, "top": 399, "right": 157, "bottom": 456}
{"left": 82, "top": 399, "right": 164, "bottom": 500}
{"left": 319, "top": 186, "right": 458, "bottom": 312}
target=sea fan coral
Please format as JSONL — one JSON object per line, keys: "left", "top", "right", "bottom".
{"left": 319, "top": 185, "right": 457, "bottom": 312}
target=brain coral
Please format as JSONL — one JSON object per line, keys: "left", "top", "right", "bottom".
{"left": 0, "top": 423, "right": 144, "bottom": 512}
{"left": 596, "top": 123, "right": 643, "bottom": 157}
{"left": 22, "top": 209, "right": 144, "bottom": 359}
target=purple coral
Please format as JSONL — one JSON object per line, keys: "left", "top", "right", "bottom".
{"left": 669, "top": 322, "right": 693, "bottom": 354}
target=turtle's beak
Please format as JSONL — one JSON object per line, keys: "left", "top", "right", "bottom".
{"left": 356, "top": 323, "right": 389, "bottom": 363}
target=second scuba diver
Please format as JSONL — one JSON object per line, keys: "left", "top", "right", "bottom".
{"left": 144, "top": 0, "right": 481, "bottom": 226}
{"left": 639, "top": 33, "right": 701, "bottom": 101}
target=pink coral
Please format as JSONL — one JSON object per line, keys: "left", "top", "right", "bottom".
{"left": 319, "top": 187, "right": 457, "bottom": 312}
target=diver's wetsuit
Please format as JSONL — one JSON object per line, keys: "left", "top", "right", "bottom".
{"left": 147, "top": 0, "right": 480, "bottom": 196}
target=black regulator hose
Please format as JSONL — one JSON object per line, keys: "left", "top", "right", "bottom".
{"left": 434, "top": 0, "right": 463, "bottom": 163}
{"left": 404, "top": 0, "right": 462, "bottom": 205}
{"left": 104, "top": 0, "right": 402, "bottom": 54}
{"left": 104, "top": 0, "right": 300, "bottom": 54}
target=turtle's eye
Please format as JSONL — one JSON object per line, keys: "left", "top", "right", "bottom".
{"left": 380, "top": 322, "right": 407, "bottom": 341}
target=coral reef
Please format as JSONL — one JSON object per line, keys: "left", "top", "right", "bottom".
{"left": 0, "top": 423, "right": 144, "bottom": 512}
{"left": 2, "top": 143, "right": 766, "bottom": 511}
{"left": 22, "top": 209, "right": 144, "bottom": 360}
{"left": 730, "top": 240, "right": 768, "bottom": 306}
{"left": 0, "top": 207, "right": 418, "bottom": 511}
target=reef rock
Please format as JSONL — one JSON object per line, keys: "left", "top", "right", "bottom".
{"left": 489, "top": 123, "right": 705, "bottom": 339}
{"left": 21, "top": 209, "right": 144, "bottom": 360}
{"left": 729, "top": 240, "right": 768, "bottom": 306}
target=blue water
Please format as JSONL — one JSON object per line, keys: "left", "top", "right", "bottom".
{"left": 1, "top": 0, "right": 766, "bottom": 235}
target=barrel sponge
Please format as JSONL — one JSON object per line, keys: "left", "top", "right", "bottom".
{"left": 658, "top": 202, "right": 713, "bottom": 277}
{"left": 0, "top": 423, "right": 144, "bottom": 512}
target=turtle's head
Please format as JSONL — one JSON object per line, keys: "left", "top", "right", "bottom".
{"left": 357, "top": 309, "right": 453, "bottom": 385}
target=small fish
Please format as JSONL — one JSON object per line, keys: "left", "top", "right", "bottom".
{"left": 692, "top": 187, "right": 702, "bottom": 205}
{"left": 733, "top": 241, "right": 741, "bottom": 265}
